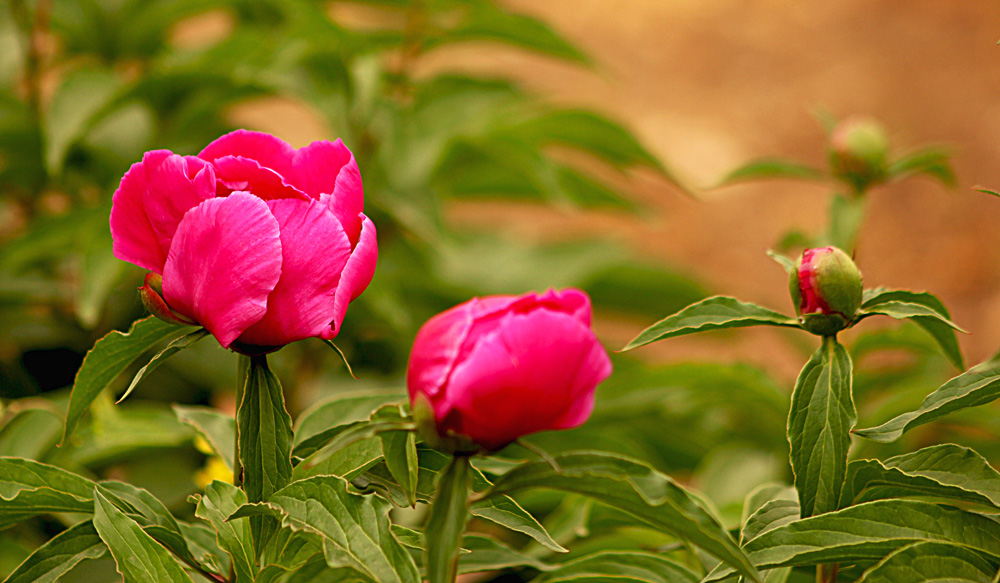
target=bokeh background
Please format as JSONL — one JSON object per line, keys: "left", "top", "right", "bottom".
{"left": 2, "top": 0, "right": 1000, "bottom": 579}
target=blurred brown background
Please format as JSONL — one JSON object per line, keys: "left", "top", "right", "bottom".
{"left": 228, "top": 1, "right": 1000, "bottom": 380}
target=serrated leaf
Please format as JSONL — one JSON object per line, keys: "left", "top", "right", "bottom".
{"left": 0, "top": 457, "right": 95, "bottom": 528}
{"left": 1, "top": 520, "right": 106, "bottom": 583}
{"left": 193, "top": 481, "right": 256, "bottom": 583}
{"left": 481, "top": 451, "right": 759, "bottom": 582}
{"left": 854, "top": 358, "right": 1000, "bottom": 443}
{"left": 173, "top": 405, "right": 236, "bottom": 472}
{"left": 841, "top": 444, "right": 1000, "bottom": 509}
{"left": 856, "top": 541, "right": 998, "bottom": 583}
{"left": 117, "top": 328, "right": 209, "bottom": 404}
{"left": 63, "top": 316, "right": 194, "bottom": 444}
{"left": 425, "top": 456, "right": 471, "bottom": 583}
{"left": 788, "top": 337, "right": 855, "bottom": 517}
{"left": 263, "top": 476, "right": 420, "bottom": 583}
{"left": 703, "top": 499, "right": 1000, "bottom": 581}
{"left": 715, "top": 158, "right": 826, "bottom": 187}
{"left": 535, "top": 551, "right": 700, "bottom": 583}
{"left": 92, "top": 487, "right": 194, "bottom": 583}
{"left": 623, "top": 296, "right": 799, "bottom": 350}
{"left": 859, "top": 288, "right": 964, "bottom": 369}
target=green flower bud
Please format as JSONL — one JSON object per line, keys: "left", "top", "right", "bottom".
{"left": 829, "top": 117, "right": 889, "bottom": 192}
{"left": 789, "top": 246, "right": 863, "bottom": 336}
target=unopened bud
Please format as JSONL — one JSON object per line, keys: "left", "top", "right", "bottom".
{"left": 139, "top": 273, "right": 197, "bottom": 326}
{"left": 829, "top": 117, "right": 889, "bottom": 192}
{"left": 789, "top": 246, "right": 863, "bottom": 336}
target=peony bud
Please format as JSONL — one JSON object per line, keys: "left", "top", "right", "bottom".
{"left": 829, "top": 117, "right": 889, "bottom": 192}
{"left": 789, "top": 246, "right": 863, "bottom": 336}
{"left": 138, "top": 272, "right": 197, "bottom": 326}
{"left": 407, "top": 289, "right": 612, "bottom": 453}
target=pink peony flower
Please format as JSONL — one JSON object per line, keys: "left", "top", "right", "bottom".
{"left": 407, "top": 289, "right": 612, "bottom": 452}
{"left": 110, "top": 130, "right": 377, "bottom": 351}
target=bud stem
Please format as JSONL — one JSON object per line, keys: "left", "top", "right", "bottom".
{"left": 425, "top": 455, "right": 473, "bottom": 583}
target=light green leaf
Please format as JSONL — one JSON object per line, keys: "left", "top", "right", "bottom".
{"left": 841, "top": 444, "right": 1000, "bottom": 509}
{"left": 0, "top": 408, "right": 62, "bottom": 460}
{"left": 887, "top": 147, "right": 956, "bottom": 186}
{"left": 481, "top": 451, "right": 759, "bottom": 582}
{"left": 193, "top": 481, "right": 256, "bottom": 583}
{"left": 236, "top": 355, "right": 293, "bottom": 554}
{"left": 438, "top": 6, "right": 587, "bottom": 64}
{"left": 92, "top": 487, "right": 194, "bottom": 583}
{"left": 117, "top": 329, "right": 209, "bottom": 404}
{"left": 0, "top": 457, "right": 94, "bottom": 528}
{"left": 173, "top": 405, "right": 235, "bottom": 472}
{"left": 63, "top": 316, "right": 194, "bottom": 444}
{"left": 376, "top": 406, "right": 419, "bottom": 508}
{"left": 263, "top": 476, "right": 420, "bottom": 583}
{"left": 425, "top": 456, "right": 471, "bottom": 583}
{"left": 458, "top": 535, "right": 551, "bottom": 574}
{"left": 623, "top": 296, "right": 799, "bottom": 351}
{"left": 787, "top": 337, "right": 855, "bottom": 517}
{"left": 856, "top": 541, "right": 997, "bottom": 583}
{"left": 44, "top": 67, "right": 121, "bottom": 173}
{"left": 294, "top": 391, "right": 404, "bottom": 449}
{"left": 741, "top": 499, "right": 799, "bottom": 544}
{"left": 295, "top": 417, "right": 414, "bottom": 467}
{"left": 535, "top": 551, "right": 700, "bottom": 583}
{"left": 859, "top": 288, "right": 964, "bottom": 369}
{"left": 703, "top": 499, "right": 1000, "bottom": 581}
{"left": 767, "top": 251, "right": 796, "bottom": 274}
{"left": 854, "top": 358, "right": 1000, "bottom": 443}
{"left": 97, "top": 481, "right": 197, "bottom": 572}
{"left": 1, "top": 520, "right": 106, "bottom": 583}
{"left": 715, "top": 158, "right": 826, "bottom": 187}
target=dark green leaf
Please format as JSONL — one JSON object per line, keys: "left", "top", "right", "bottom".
{"left": 92, "top": 487, "right": 194, "bottom": 583}
{"left": 741, "top": 499, "right": 799, "bottom": 544}
{"left": 376, "top": 406, "right": 419, "bottom": 508}
{"left": 481, "top": 451, "right": 759, "bottom": 582}
{"left": 0, "top": 457, "right": 94, "bottom": 528}
{"left": 975, "top": 187, "right": 1000, "bottom": 197}
{"left": 535, "top": 551, "right": 700, "bottom": 583}
{"left": 173, "top": 405, "right": 236, "bottom": 472}
{"left": 856, "top": 541, "right": 998, "bottom": 583}
{"left": 623, "top": 296, "right": 799, "bottom": 351}
{"left": 63, "top": 316, "right": 194, "bottom": 444}
{"left": 117, "top": 329, "right": 209, "bottom": 404}
{"left": 294, "top": 391, "right": 404, "bottom": 450}
{"left": 193, "top": 481, "right": 256, "bottom": 583}
{"left": 788, "top": 337, "right": 855, "bottom": 517}
{"left": 458, "top": 535, "right": 551, "bottom": 574}
{"left": 841, "top": 444, "right": 1000, "bottom": 509}
{"left": 1, "top": 520, "right": 106, "bottom": 583}
{"left": 715, "top": 158, "right": 826, "bottom": 187}
{"left": 859, "top": 288, "right": 964, "bottom": 369}
{"left": 295, "top": 416, "right": 414, "bottom": 467}
{"left": 854, "top": 358, "right": 1000, "bottom": 443}
{"left": 703, "top": 499, "right": 1000, "bottom": 581}
{"left": 425, "top": 456, "right": 471, "bottom": 583}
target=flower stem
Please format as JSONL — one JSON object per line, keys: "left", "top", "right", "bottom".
{"left": 425, "top": 455, "right": 472, "bottom": 583}
{"left": 234, "top": 355, "right": 250, "bottom": 490}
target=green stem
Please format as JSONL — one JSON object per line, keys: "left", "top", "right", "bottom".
{"left": 817, "top": 563, "right": 838, "bottom": 583}
{"left": 425, "top": 455, "right": 472, "bottom": 583}
{"left": 234, "top": 355, "right": 250, "bottom": 489}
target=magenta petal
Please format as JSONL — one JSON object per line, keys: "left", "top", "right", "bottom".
{"left": 321, "top": 213, "right": 377, "bottom": 340}
{"left": 110, "top": 149, "right": 173, "bottom": 273}
{"left": 143, "top": 155, "right": 217, "bottom": 256}
{"left": 236, "top": 198, "right": 352, "bottom": 347}
{"left": 198, "top": 129, "right": 295, "bottom": 177}
{"left": 407, "top": 300, "right": 476, "bottom": 403}
{"left": 161, "top": 193, "right": 282, "bottom": 348}
{"left": 290, "top": 139, "right": 359, "bottom": 201}
{"left": 211, "top": 156, "right": 309, "bottom": 201}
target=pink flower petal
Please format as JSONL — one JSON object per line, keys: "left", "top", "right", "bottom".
{"left": 441, "top": 309, "right": 610, "bottom": 449}
{"left": 198, "top": 129, "right": 295, "bottom": 177}
{"left": 322, "top": 214, "right": 377, "bottom": 339}
{"left": 143, "top": 155, "right": 216, "bottom": 256}
{"left": 290, "top": 139, "right": 360, "bottom": 202}
{"left": 407, "top": 301, "right": 476, "bottom": 402}
{"left": 161, "top": 192, "right": 282, "bottom": 348}
{"left": 211, "top": 156, "right": 309, "bottom": 201}
{"left": 236, "top": 198, "right": 352, "bottom": 347}
{"left": 110, "top": 149, "right": 173, "bottom": 273}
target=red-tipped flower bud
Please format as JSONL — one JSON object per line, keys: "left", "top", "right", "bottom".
{"left": 138, "top": 272, "right": 197, "bottom": 326}
{"left": 789, "top": 246, "right": 863, "bottom": 336}
{"left": 829, "top": 117, "right": 889, "bottom": 192}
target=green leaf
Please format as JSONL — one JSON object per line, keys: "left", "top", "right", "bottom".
{"left": 44, "top": 67, "right": 121, "bottom": 173}
{"left": 437, "top": 6, "right": 587, "bottom": 64}
{"left": 92, "top": 487, "right": 194, "bottom": 583}
{"left": 481, "top": 451, "right": 760, "bottom": 582}
{"left": 787, "top": 337, "right": 856, "bottom": 517}
{"left": 376, "top": 406, "right": 419, "bottom": 508}
{"left": 0, "top": 457, "right": 94, "bottom": 528}
{"left": 63, "top": 316, "right": 194, "bottom": 444}
{"left": 887, "top": 147, "right": 956, "bottom": 186}
{"left": 623, "top": 296, "right": 799, "bottom": 351}
{"left": 117, "top": 329, "right": 209, "bottom": 404}
{"left": 294, "top": 391, "right": 404, "bottom": 450}
{"left": 975, "top": 187, "right": 1000, "bottom": 197}
{"left": 715, "top": 158, "right": 826, "bottom": 187}
{"left": 295, "top": 416, "right": 415, "bottom": 467}
{"left": 259, "top": 476, "right": 420, "bottom": 583}
{"left": 0, "top": 408, "right": 62, "bottom": 460}
{"left": 193, "top": 481, "right": 256, "bottom": 583}
{"left": 767, "top": 251, "right": 796, "bottom": 275}
{"left": 236, "top": 355, "right": 293, "bottom": 554}
{"left": 859, "top": 288, "right": 965, "bottom": 369}
{"left": 511, "top": 109, "right": 661, "bottom": 168}
{"left": 841, "top": 444, "right": 1000, "bottom": 509}
{"left": 535, "top": 551, "right": 700, "bottom": 583}
{"left": 741, "top": 499, "right": 799, "bottom": 544}
{"left": 96, "top": 481, "right": 198, "bottom": 570}
{"left": 703, "top": 499, "right": 1000, "bottom": 581}
{"left": 1, "top": 520, "right": 106, "bottom": 583}
{"left": 173, "top": 405, "right": 236, "bottom": 472}
{"left": 425, "top": 456, "right": 472, "bottom": 583}
{"left": 856, "top": 541, "right": 998, "bottom": 583}
{"left": 458, "top": 535, "right": 551, "bottom": 574}
{"left": 854, "top": 358, "right": 1000, "bottom": 443}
